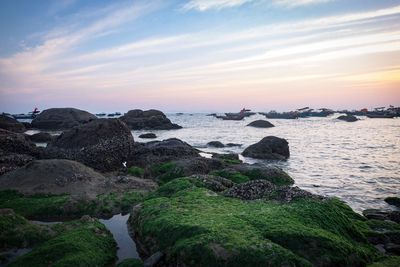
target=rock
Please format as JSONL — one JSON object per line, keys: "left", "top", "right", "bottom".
{"left": 188, "top": 174, "right": 234, "bottom": 192}
{"left": 242, "top": 136, "right": 289, "bottom": 160}
{"left": 226, "top": 143, "right": 242, "bottom": 147}
{"left": 29, "top": 132, "right": 53, "bottom": 143}
{"left": 385, "top": 243, "right": 400, "bottom": 255}
{"left": 385, "top": 197, "right": 400, "bottom": 208}
{"left": 207, "top": 141, "right": 225, "bottom": 148}
{"left": 271, "top": 186, "right": 324, "bottom": 202}
{"left": 0, "top": 159, "right": 107, "bottom": 198}
{"left": 131, "top": 138, "right": 199, "bottom": 166}
{"left": 0, "top": 129, "right": 40, "bottom": 175}
{"left": 120, "top": 109, "right": 182, "bottom": 130}
{"left": 31, "top": 108, "right": 97, "bottom": 130}
{"left": 337, "top": 115, "right": 358, "bottom": 122}
{"left": 44, "top": 119, "right": 134, "bottom": 172}
{"left": 363, "top": 209, "right": 400, "bottom": 224}
{"left": 143, "top": 251, "right": 164, "bottom": 267}
{"left": 0, "top": 114, "right": 26, "bottom": 133}
{"left": 139, "top": 133, "right": 157, "bottom": 139}
{"left": 232, "top": 164, "right": 294, "bottom": 186}
{"left": 148, "top": 157, "right": 225, "bottom": 184}
{"left": 212, "top": 153, "right": 240, "bottom": 162}
{"left": 247, "top": 120, "right": 274, "bottom": 128}
{"left": 130, "top": 178, "right": 376, "bottom": 267}
{"left": 22, "top": 122, "right": 32, "bottom": 129}
{"left": 224, "top": 180, "right": 276, "bottom": 200}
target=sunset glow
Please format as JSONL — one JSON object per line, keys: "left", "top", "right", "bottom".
{"left": 0, "top": 0, "right": 399, "bottom": 112}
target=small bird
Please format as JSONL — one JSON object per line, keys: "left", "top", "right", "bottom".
{"left": 122, "top": 161, "right": 127, "bottom": 168}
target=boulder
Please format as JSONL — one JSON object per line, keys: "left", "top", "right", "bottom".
{"left": 0, "top": 159, "right": 107, "bottom": 198}
{"left": 131, "top": 138, "right": 199, "bottom": 166}
{"left": 139, "top": 133, "right": 157, "bottom": 139}
{"left": 31, "top": 108, "right": 97, "bottom": 130}
{"left": 385, "top": 197, "right": 400, "bottom": 208}
{"left": 271, "top": 186, "right": 324, "bottom": 202}
{"left": 242, "top": 136, "right": 289, "bottom": 160}
{"left": 337, "top": 115, "right": 358, "bottom": 122}
{"left": 0, "top": 114, "right": 26, "bottom": 133}
{"left": 224, "top": 180, "right": 276, "bottom": 200}
{"left": 232, "top": 164, "right": 294, "bottom": 186}
{"left": 29, "top": 132, "right": 53, "bottom": 143}
{"left": 120, "top": 109, "right": 181, "bottom": 130}
{"left": 207, "top": 141, "right": 225, "bottom": 148}
{"left": 45, "top": 119, "right": 134, "bottom": 172}
{"left": 246, "top": 120, "right": 274, "bottom": 128}
{"left": 363, "top": 209, "right": 400, "bottom": 224}
{"left": 0, "top": 129, "right": 40, "bottom": 175}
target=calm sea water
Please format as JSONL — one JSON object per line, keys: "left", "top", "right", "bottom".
{"left": 131, "top": 113, "right": 400, "bottom": 213}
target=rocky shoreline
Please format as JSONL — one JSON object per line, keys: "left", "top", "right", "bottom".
{"left": 0, "top": 108, "right": 399, "bottom": 267}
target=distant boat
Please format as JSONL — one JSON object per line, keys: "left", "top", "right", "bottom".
{"left": 366, "top": 114, "right": 395, "bottom": 119}
{"left": 96, "top": 113, "right": 106, "bottom": 117}
{"left": 216, "top": 108, "right": 254, "bottom": 121}
{"left": 107, "top": 112, "right": 121, "bottom": 117}
{"left": 12, "top": 107, "right": 40, "bottom": 119}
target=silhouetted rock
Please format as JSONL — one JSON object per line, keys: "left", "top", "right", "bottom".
{"left": 139, "top": 133, "right": 157, "bottom": 139}
{"left": 31, "top": 108, "right": 97, "bottom": 130}
{"left": 45, "top": 119, "right": 134, "bottom": 172}
{"left": 131, "top": 138, "right": 199, "bottom": 166}
{"left": 120, "top": 109, "right": 181, "bottom": 130}
{"left": 247, "top": 120, "right": 274, "bottom": 128}
{"left": 207, "top": 141, "right": 225, "bottom": 148}
{"left": 29, "top": 132, "right": 52, "bottom": 143}
{"left": 337, "top": 115, "right": 358, "bottom": 122}
{"left": 242, "top": 136, "right": 289, "bottom": 160}
{"left": 0, "top": 114, "right": 26, "bottom": 133}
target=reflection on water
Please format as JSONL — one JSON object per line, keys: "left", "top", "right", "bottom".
{"left": 132, "top": 113, "right": 400, "bottom": 212}
{"left": 100, "top": 214, "right": 139, "bottom": 263}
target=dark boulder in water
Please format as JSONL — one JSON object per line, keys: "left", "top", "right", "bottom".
{"left": 0, "top": 159, "right": 107, "bottom": 198}
{"left": 29, "top": 132, "right": 52, "bottom": 143}
{"left": 120, "top": 109, "right": 181, "bottom": 130}
{"left": 207, "top": 141, "right": 225, "bottom": 148}
{"left": 131, "top": 138, "right": 199, "bottom": 166}
{"left": 247, "top": 120, "right": 274, "bottom": 128}
{"left": 385, "top": 197, "right": 400, "bottom": 207}
{"left": 139, "top": 133, "right": 157, "bottom": 139}
{"left": 44, "top": 119, "right": 134, "bottom": 172}
{"left": 0, "top": 114, "right": 26, "bottom": 133}
{"left": 337, "top": 115, "right": 358, "bottom": 122}
{"left": 31, "top": 108, "right": 97, "bottom": 130}
{"left": 0, "top": 129, "right": 40, "bottom": 175}
{"left": 242, "top": 136, "right": 289, "bottom": 160}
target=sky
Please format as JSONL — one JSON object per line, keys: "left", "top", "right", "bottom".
{"left": 0, "top": 0, "right": 399, "bottom": 113}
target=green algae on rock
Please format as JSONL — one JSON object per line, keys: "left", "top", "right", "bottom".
{"left": 0, "top": 190, "right": 147, "bottom": 219}
{"left": 117, "top": 258, "right": 143, "bottom": 267}
{"left": 0, "top": 209, "right": 51, "bottom": 251}
{"left": 8, "top": 217, "right": 117, "bottom": 267}
{"left": 129, "top": 178, "right": 377, "bottom": 267}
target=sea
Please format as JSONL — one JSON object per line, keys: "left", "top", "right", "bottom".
{"left": 26, "top": 113, "right": 400, "bottom": 213}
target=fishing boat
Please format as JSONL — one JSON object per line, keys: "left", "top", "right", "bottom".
{"left": 12, "top": 107, "right": 40, "bottom": 119}
{"left": 366, "top": 114, "right": 396, "bottom": 119}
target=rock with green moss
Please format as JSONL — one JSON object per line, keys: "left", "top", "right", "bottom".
{"left": 0, "top": 209, "right": 51, "bottom": 251}
{"left": 8, "top": 216, "right": 117, "bottom": 267}
{"left": 128, "top": 166, "right": 145, "bottom": 177}
{"left": 0, "top": 190, "right": 147, "bottom": 219}
{"left": 367, "top": 256, "right": 400, "bottom": 267}
{"left": 129, "top": 178, "right": 378, "bottom": 267}
{"left": 385, "top": 197, "right": 400, "bottom": 208}
{"left": 117, "top": 258, "right": 143, "bottom": 267}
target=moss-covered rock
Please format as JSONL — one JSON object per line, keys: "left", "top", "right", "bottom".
{"left": 367, "top": 256, "right": 400, "bottom": 267}
{"left": 0, "top": 190, "right": 147, "bottom": 219}
{"left": 8, "top": 217, "right": 117, "bottom": 267}
{"left": 128, "top": 166, "right": 145, "bottom": 177}
{"left": 130, "top": 178, "right": 377, "bottom": 267}
{"left": 117, "top": 258, "right": 143, "bottom": 267}
{"left": 0, "top": 209, "right": 51, "bottom": 251}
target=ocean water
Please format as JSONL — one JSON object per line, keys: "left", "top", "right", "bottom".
{"left": 131, "top": 113, "right": 400, "bottom": 213}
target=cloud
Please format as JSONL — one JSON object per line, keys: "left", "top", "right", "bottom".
{"left": 273, "top": 0, "right": 333, "bottom": 8}
{"left": 182, "top": 0, "right": 333, "bottom": 11}
{"left": 182, "top": 0, "right": 254, "bottom": 11}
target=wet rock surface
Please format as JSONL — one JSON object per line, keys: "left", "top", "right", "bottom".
{"left": 363, "top": 209, "right": 400, "bottom": 224}
{"left": 44, "top": 119, "right": 134, "bottom": 172}
{"left": 29, "top": 132, "right": 52, "bottom": 143}
{"left": 224, "top": 180, "right": 276, "bottom": 200}
{"left": 139, "top": 133, "right": 157, "bottom": 139}
{"left": 31, "top": 108, "right": 97, "bottom": 130}
{"left": 242, "top": 136, "right": 290, "bottom": 160}
{"left": 120, "top": 109, "right": 181, "bottom": 130}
